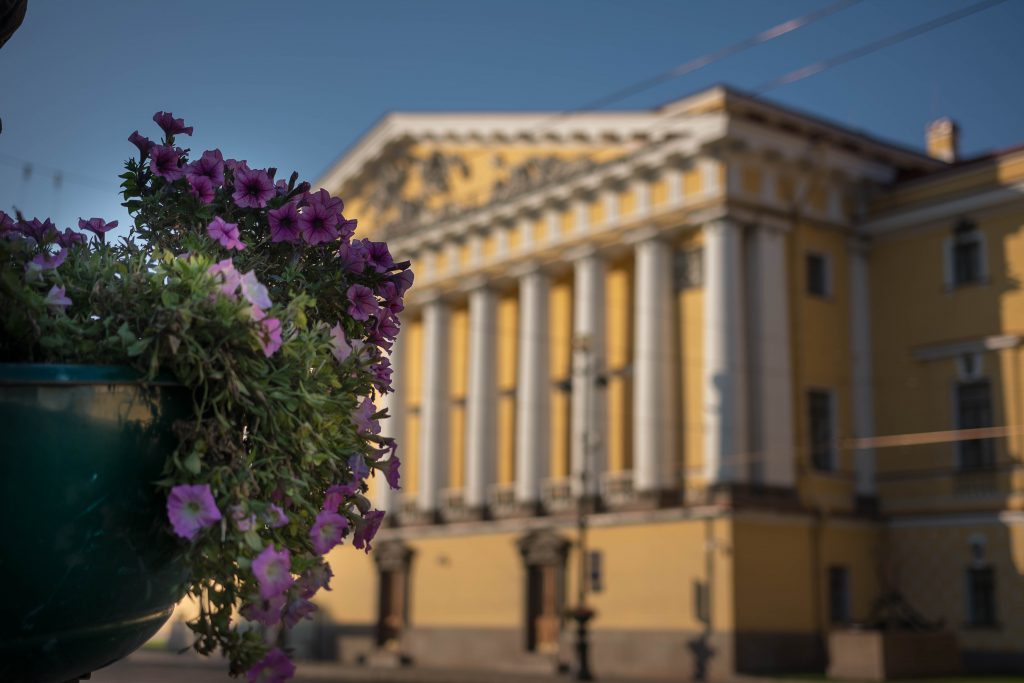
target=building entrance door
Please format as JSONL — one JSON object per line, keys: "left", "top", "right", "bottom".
{"left": 527, "top": 564, "right": 561, "bottom": 652}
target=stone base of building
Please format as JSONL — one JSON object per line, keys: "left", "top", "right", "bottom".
{"left": 827, "top": 630, "right": 961, "bottom": 680}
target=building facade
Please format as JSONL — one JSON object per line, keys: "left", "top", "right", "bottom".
{"left": 310, "top": 86, "right": 1024, "bottom": 678}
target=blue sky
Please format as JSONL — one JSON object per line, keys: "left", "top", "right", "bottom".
{"left": 1, "top": 0, "right": 1022, "bottom": 233}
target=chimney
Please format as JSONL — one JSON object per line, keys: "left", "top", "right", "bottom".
{"left": 926, "top": 117, "right": 959, "bottom": 163}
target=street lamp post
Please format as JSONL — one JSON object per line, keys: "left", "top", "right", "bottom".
{"left": 570, "top": 334, "right": 595, "bottom": 681}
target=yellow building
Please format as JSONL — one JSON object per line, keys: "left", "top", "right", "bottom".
{"left": 310, "top": 86, "right": 1024, "bottom": 678}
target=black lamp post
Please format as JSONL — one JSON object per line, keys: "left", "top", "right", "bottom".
{"left": 570, "top": 334, "right": 596, "bottom": 681}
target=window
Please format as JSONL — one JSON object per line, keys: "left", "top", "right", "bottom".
{"left": 956, "top": 380, "right": 995, "bottom": 471}
{"left": 948, "top": 220, "right": 985, "bottom": 288}
{"left": 967, "top": 566, "right": 997, "bottom": 627}
{"left": 675, "top": 247, "right": 703, "bottom": 290}
{"left": 809, "top": 390, "right": 835, "bottom": 471}
{"left": 806, "top": 252, "right": 830, "bottom": 297}
{"left": 828, "top": 566, "right": 851, "bottom": 625}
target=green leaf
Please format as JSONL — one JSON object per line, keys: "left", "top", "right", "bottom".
{"left": 184, "top": 451, "right": 201, "bottom": 475}
{"left": 243, "top": 530, "right": 263, "bottom": 552}
{"left": 126, "top": 338, "right": 151, "bottom": 357}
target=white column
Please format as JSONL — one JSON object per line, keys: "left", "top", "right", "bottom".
{"left": 418, "top": 296, "right": 449, "bottom": 513}
{"left": 376, "top": 336, "right": 405, "bottom": 513}
{"left": 464, "top": 283, "right": 497, "bottom": 510}
{"left": 750, "top": 224, "right": 795, "bottom": 487}
{"left": 703, "top": 218, "right": 748, "bottom": 484}
{"left": 633, "top": 232, "right": 678, "bottom": 493}
{"left": 571, "top": 250, "right": 607, "bottom": 497}
{"left": 514, "top": 267, "right": 550, "bottom": 505}
{"left": 850, "top": 239, "right": 877, "bottom": 497}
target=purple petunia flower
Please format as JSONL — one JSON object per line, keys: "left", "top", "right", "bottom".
{"left": 297, "top": 564, "right": 333, "bottom": 599}
{"left": 0, "top": 211, "right": 13, "bottom": 232}
{"left": 297, "top": 201, "right": 339, "bottom": 245}
{"left": 268, "top": 202, "right": 301, "bottom": 243}
{"left": 207, "top": 217, "right": 245, "bottom": 251}
{"left": 26, "top": 247, "right": 67, "bottom": 273}
{"left": 225, "top": 158, "right": 249, "bottom": 174}
{"left": 265, "top": 504, "right": 289, "bottom": 528}
{"left": 376, "top": 281, "right": 404, "bottom": 314}
{"left": 231, "top": 505, "right": 257, "bottom": 532}
{"left": 187, "top": 149, "right": 225, "bottom": 186}
{"left": 150, "top": 145, "right": 185, "bottom": 182}
{"left": 232, "top": 167, "right": 276, "bottom": 209}
{"left": 392, "top": 268, "right": 415, "bottom": 297}
{"left": 353, "top": 510, "right": 386, "bottom": 553}
{"left": 129, "top": 130, "right": 155, "bottom": 157}
{"left": 338, "top": 218, "right": 358, "bottom": 241}
{"left": 306, "top": 188, "right": 343, "bottom": 214}
{"left": 336, "top": 240, "right": 367, "bottom": 273}
{"left": 310, "top": 509, "right": 348, "bottom": 555}
{"left": 18, "top": 217, "right": 58, "bottom": 243}
{"left": 166, "top": 484, "right": 222, "bottom": 541}
{"left": 371, "top": 359, "right": 393, "bottom": 392}
{"left": 259, "top": 317, "right": 283, "bottom": 357}
{"left": 376, "top": 312, "right": 400, "bottom": 341}
{"left": 78, "top": 217, "right": 118, "bottom": 236}
{"left": 384, "top": 454, "right": 401, "bottom": 490}
{"left": 251, "top": 545, "right": 293, "bottom": 600}
{"left": 323, "top": 482, "right": 359, "bottom": 512}
{"left": 352, "top": 398, "right": 380, "bottom": 435}
{"left": 364, "top": 240, "right": 394, "bottom": 273}
{"left": 45, "top": 285, "right": 72, "bottom": 310}
{"left": 345, "top": 284, "right": 377, "bottom": 321}
{"left": 349, "top": 453, "right": 370, "bottom": 481}
{"left": 246, "top": 647, "right": 294, "bottom": 683}
{"left": 188, "top": 175, "right": 216, "bottom": 204}
{"left": 153, "top": 111, "right": 193, "bottom": 138}
{"left": 240, "top": 271, "right": 272, "bottom": 311}
{"left": 208, "top": 258, "right": 241, "bottom": 298}
{"left": 330, "top": 324, "right": 351, "bottom": 362}
{"left": 240, "top": 594, "right": 285, "bottom": 627}
{"left": 56, "top": 228, "right": 87, "bottom": 249}
{"left": 283, "top": 596, "right": 317, "bottom": 629}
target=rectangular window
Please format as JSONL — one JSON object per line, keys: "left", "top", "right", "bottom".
{"left": 828, "top": 566, "right": 851, "bottom": 625}
{"left": 806, "top": 252, "right": 830, "bottom": 297}
{"left": 957, "top": 380, "right": 995, "bottom": 471}
{"left": 809, "top": 390, "right": 835, "bottom": 471}
{"left": 674, "top": 247, "right": 703, "bottom": 290}
{"left": 951, "top": 222, "right": 983, "bottom": 288}
{"left": 967, "top": 566, "right": 997, "bottom": 627}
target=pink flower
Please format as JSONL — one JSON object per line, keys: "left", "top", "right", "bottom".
{"left": 240, "top": 271, "right": 272, "bottom": 311}
{"left": 153, "top": 111, "right": 193, "bottom": 138}
{"left": 240, "top": 594, "right": 285, "bottom": 627}
{"left": 330, "top": 323, "right": 351, "bottom": 362}
{"left": 231, "top": 505, "right": 256, "bottom": 532}
{"left": 78, "top": 217, "right": 118, "bottom": 236}
{"left": 207, "top": 217, "right": 245, "bottom": 251}
{"left": 265, "top": 504, "right": 289, "bottom": 528}
{"left": 251, "top": 545, "right": 293, "bottom": 600}
{"left": 310, "top": 509, "right": 348, "bottom": 555}
{"left": 45, "top": 285, "right": 72, "bottom": 310}
{"left": 188, "top": 175, "right": 215, "bottom": 204}
{"left": 298, "top": 201, "right": 339, "bottom": 245}
{"left": 353, "top": 510, "right": 386, "bottom": 553}
{"left": 187, "top": 149, "right": 225, "bottom": 186}
{"left": 166, "top": 484, "right": 222, "bottom": 541}
{"left": 26, "top": 247, "right": 67, "bottom": 273}
{"left": 208, "top": 258, "right": 241, "bottom": 297}
{"left": 246, "top": 648, "right": 294, "bottom": 683}
{"left": 150, "top": 145, "right": 185, "bottom": 181}
{"left": 346, "top": 284, "right": 377, "bottom": 321}
{"left": 323, "top": 482, "right": 359, "bottom": 512}
{"left": 259, "top": 317, "right": 282, "bottom": 357}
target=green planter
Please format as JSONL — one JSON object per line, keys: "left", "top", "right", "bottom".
{"left": 0, "top": 364, "right": 190, "bottom": 683}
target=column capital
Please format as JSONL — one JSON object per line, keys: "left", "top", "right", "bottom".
{"left": 415, "top": 288, "right": 448, "bottom": 306}
{"left": 623, "top": 225, "right": 664, "bottom": 245}
{"left": 457, "top": 274, "right": 492, "bottom": 293}
{"left": 563, "top": 243, "right": 604, "bottom": 263}
{"left": 508, "top": 259, "right": 547, "bottom": 280}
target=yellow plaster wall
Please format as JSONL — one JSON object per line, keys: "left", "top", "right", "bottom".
{"left": 740, "top": 164, "right": 762, "bottom": 197}
{"left": 683, "top": 167, "right": 702, "bottom": 197}
{"left": 790, "top": 223, "right": 855, "bottom": 511}
{"left": 618, "top": 187, "right": 636, "bottom": 218}
{"left": 566, "top": 518, "right": 734, "bottom": 631}
{"left": 448, "top": 306, "right": 468, "bottom": 489}
{"left": 679, "top": 231, "right": 705, "bottom": 486}
{"left": 606, "top": 256, "right": 634, "bottom": 473}
{"left": 889, "top": 520, "right": 1024, "bottom": 653}
{"left": 550, "top": 277, "right": 573, "bottom": 480}
{"left": 403, "top": 317, "right": 424, "bottom": 495}
{"left": 589, "top": 199, "right": 605, "bottom": 227}
{"left": 651, "top": 177, "right": 668, "bottom": 207}
{"left": 317, "top": 546, "right": 378, "bottom": 623}
{"left": 497, "top": 291, "right": 519, "bottom": 485}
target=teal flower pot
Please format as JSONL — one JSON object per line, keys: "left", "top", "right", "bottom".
{"left": 0, "top": 364, "right": 190, "bottom": 683}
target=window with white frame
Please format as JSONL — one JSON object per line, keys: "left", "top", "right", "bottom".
{"left": 946, "top": 219, "right": 985, "bottom": 288}
{"left": 956, "top": 378, "right": 995, "bottom": 471}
